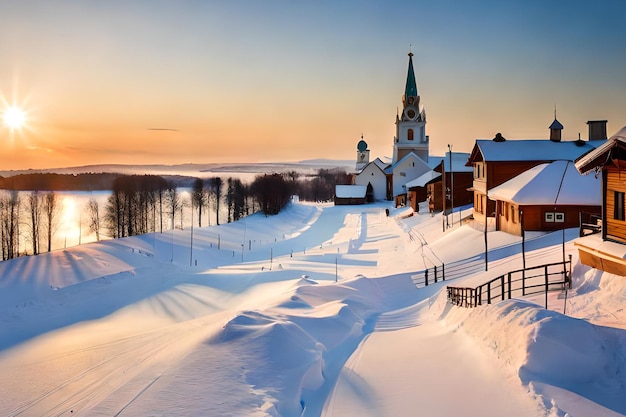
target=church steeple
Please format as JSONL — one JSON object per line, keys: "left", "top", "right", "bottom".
{"left": 404, "top": 52, "right": 418, "bottom": 101}
{"left": 393, "top": 51, "right": 428, "bottom": 164}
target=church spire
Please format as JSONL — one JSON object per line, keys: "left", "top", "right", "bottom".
{"left": 404, "top": 52, "right": 418, "bottom": 100}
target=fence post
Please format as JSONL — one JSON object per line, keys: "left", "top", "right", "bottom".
{"left": 507, "top": 272, "right": 512, "bottom": 300}
{"left": 543, "top": 265, "right": 549, "bottom": 310}
{"left": 568, "top": 254, "right": 572, "bottom": 289}
{"left": 434, "top": 266, "right": 438, "bottom": 283}
{"left": 442, "top": 264, "right": 445, "bottom": 281}
{"left": 425, "top": 269, "right": 429, "bottom": 286}
{"left": 522, "top": 269, "right": 526, "bottom": 296}
{"left": 487, "top": 282, "right": 491, "bottom": 304}
{"left": 501, "top": 275, "right": 505, "bottom": 301}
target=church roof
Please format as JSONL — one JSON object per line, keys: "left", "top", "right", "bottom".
{"left": 405, "top": 52, "right": 418, "bottom": 98}
{"left": 355, "top": 157, "right": 388, "bottom": 176}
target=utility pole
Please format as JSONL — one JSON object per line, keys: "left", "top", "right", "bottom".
{"left": 448, "top": 144, "right": 454, "bottom": 227}
{"left": 190, "top": 205, "right": 194, "bottom": 266}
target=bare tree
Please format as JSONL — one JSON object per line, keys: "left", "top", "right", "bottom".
{"left": 191, "top": 177, "right": 205, "bottom": 228}
{"left": 209, "top": 177, "right": 223, "bottom": 225}
{"left": 26, "top": 191, "right": 42, "bottom": 255}
{"left": 164, "top": 185, "right": 180, "bottom": 230}
{"left": 86, "top": 198, "right": 101, "bottom": 241}
{"left": 43, "top": 192, "right": 59, "bottom": 252}
{"left": 0, "top": 191, "right": 21, "bottom": 259}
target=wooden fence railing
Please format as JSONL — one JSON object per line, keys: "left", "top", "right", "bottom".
{"left": 411, "top": 264, "right": 445, "bottom": 287}
{"left": 446, "top": 256, "right": 572, "bottom": 308}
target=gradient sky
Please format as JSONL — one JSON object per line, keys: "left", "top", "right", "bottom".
{"left": 1, "top": 1, "right": 625, "bottom": 170}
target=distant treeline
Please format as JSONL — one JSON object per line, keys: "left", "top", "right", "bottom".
{"left": 0, "top": 172, "right": 196, "bottom": 191}
{"left": 0, "top": 172, "right": 123, "bottom": 191}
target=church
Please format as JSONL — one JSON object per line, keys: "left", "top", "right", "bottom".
{"left": 352, "top": 52, "right": 433, "bottom": 205}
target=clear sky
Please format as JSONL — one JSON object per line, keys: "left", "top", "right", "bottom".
{"left": 1, "top": 0, "right": 625, "bottom": 170}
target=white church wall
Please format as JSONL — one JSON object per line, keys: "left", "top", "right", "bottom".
{"left": 355, "top": 164, "right": 387, "bottom": 201}
{"left": 392, "top": 153, "right": 431, "bottom": 198}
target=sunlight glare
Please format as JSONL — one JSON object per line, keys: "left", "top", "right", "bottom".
{"left": 2, "top": 105, "right": 26, "bottom": 130}
{"left": 60, "top": 196, "right": 81, "bottom": 243}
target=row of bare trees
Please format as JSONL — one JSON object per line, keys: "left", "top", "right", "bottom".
{"left": 102, "top": 175, "right": 232, "bottom": 239}
{"left": 0, "top": 190, "right": 59, "bottom": 260}
{"left": 0, "top": 168, "right": 348, "bottom": 261}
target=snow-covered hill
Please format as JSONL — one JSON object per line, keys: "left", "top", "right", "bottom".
{"left": 0, "top": 201, "right": 624, "bottom": 416}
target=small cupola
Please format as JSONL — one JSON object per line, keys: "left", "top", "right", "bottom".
{"left": 549, "top": 119, "right": 563, "bottom": 142}
{"left": 549, "top": 107, "right": 563, "bottom": 142}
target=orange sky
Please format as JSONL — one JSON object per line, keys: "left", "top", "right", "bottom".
{"left": 1, "top": 1, "right": 626, "bottom": 171}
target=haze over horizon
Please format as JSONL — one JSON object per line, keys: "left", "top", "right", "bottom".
{"left": 1, "top": 1, "right": 625, "bottom": 170}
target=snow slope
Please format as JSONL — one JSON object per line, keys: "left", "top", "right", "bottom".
{"left": 0, "top": 201, "right": 624, "bottom": 416}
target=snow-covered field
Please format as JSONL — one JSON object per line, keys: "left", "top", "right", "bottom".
{"left": 0, "top": 201, "right": 624, "bottom": 416}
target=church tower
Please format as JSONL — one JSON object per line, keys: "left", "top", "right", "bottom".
{"left": 393, "top": 52, "right": 428, "bottom": 164}
{"left": 355, "top": 135, "right": 370, "bottom": 171}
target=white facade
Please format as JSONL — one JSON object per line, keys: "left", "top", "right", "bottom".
{"left": 391, "top": 152, "right": 431, "bottom": 198}
{"left": 354, "top": 158, "right": 388, "bottom": 201}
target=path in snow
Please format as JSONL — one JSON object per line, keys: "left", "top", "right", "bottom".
{"left": 322, "top": 301, "right": 544, "bottom": 417}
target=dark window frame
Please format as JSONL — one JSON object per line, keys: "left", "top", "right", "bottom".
{"left": 615, "top": 191, "right": 625, "bottom": 221}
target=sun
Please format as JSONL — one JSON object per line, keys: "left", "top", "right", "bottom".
{"left": 2, "top": 105, "right": 27, "bottom": 130}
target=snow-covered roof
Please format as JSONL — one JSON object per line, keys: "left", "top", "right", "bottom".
{"left": 575, "top": 126, "right": 626, "bottom": 175}
{"left": 372, "top": 157, "right": 389, "bottom": 172}
{"left": 405, "top": 170, "right": 441, "bottom": 189}
{"left": 335, "top": 184, "right": 366, "bottom": 198}
{"left": 355, "top": 157, "right": 388, "bottom": 176}
{"left": 390, "top": 151, "right": 430, "bottom": 172}
{"left": 488, "top": 160, "right": 601, "bottom": 206}
{"left": 428, "top": 152, "right": 473, "bottom": 172}
{"left": 469, "top": 139, "right": 605, "bottom": 165}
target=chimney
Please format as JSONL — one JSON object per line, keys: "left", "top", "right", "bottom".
{"left": 492, "top": 132, "right": 506, "bottom": 142}
{"left": 587, "top": 120, "right": 607, "bottom": 141}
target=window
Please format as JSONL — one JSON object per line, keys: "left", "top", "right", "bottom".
{"left": 511, "top": 206, "right": 517, "bottom": 223}
{"left": 555, "top": 213, "right": 565, "bottom": 223}
{"left": 408, "top": 129, "right": 414, "bottom": 141}
{"left": 474, "top": 163, "right": 485, "bottom": 179}
{"left": 476, "top": 194, "right": 483, "bottom": 214}
{"left": 545, "top": 212, "right": 555, "bottom": 223}
{"left": 615, "top": 191, "right": 625, "bottom": 221}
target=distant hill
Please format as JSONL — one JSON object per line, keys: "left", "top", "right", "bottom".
{"left": 0, "top": 160, "right": 354, "bottom": 179}
{"left": 0, "top": 161, "right": 355, "bottom": 191}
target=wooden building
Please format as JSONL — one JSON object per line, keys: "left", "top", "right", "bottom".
{"left": 489, "top": 161, "right": 601, "bottom": 236}
{"left": 405, "top": 152, "right": 473, "bottom": 213}
{"left": 575, "top": 126, "right": 626, "bottom": 275}
{"left": 467, "top": 123, "right": 605, "bottom": 225}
